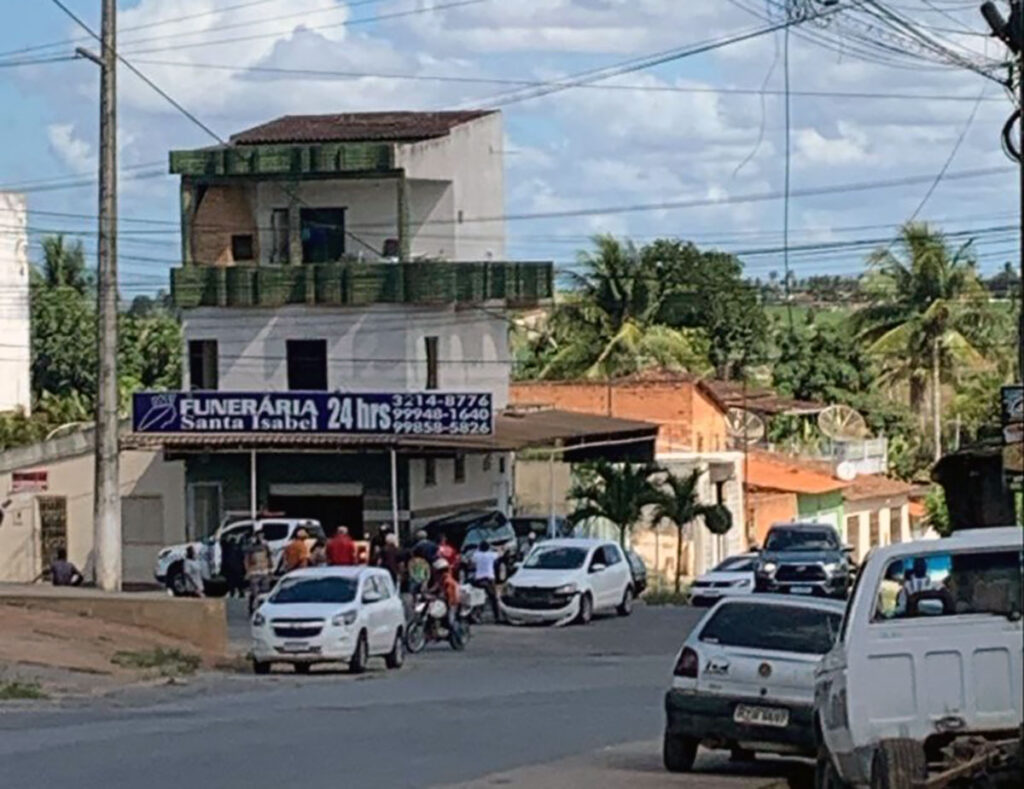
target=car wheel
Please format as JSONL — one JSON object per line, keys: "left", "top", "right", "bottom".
{"left": 348, "top": 632, "right": 369, "bottom": 674}
{"left": 293, "top": 662, "right": 310, "bottom": 675}
{"left": 663, "top": 733, "right": 698, "bottom": 773}
{"left": 252, "top": 660, "right": 270, "bottom": 675}
{"left": 815, "top": 746, "right": 848, "bottom": 789}
{"left": 385, "top": 630, "right": 404, "bottom": 669}
{"left": 405, "top": 621, "right": 427, "bottom": 654}
{"left": 870, "top": 739, "right": 926, "bottom": 789}
{"left": 167, "top": 567, "right": 187, "bottom": 597}
{"left": 616, "top": 586, "right": 634, "bottom": 616}
{"left": 575, "top": 593, "right": 593, "bottom": 625}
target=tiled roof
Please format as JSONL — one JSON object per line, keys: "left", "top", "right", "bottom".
{"left": 843, "top": 474, "right": 913, "bottom": 501}
{"left": 229, "top": 111, "right": 496, "bottom": 145}
{"left": 746, "top": 452, "right": 849, "bottom": 495}
{"left": 706, "top": 380, "right": 826, "bottom": 416}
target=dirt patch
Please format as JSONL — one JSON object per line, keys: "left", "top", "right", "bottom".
{"left": 0, "top": 603, "right": 215, "bottom": 699}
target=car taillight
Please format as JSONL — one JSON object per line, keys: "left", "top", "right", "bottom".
{"left": 673, "top": 647, "right": 699, "bottom": 678}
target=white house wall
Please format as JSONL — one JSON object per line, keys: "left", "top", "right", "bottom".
{"left": 406, "top": 454, "right": 510, "bottom": 528}
{"left": 0, "top": 192, "right": 30, "bottom": 414}
{"left": 184, "top": 304, "right": 510, "bottom": 407}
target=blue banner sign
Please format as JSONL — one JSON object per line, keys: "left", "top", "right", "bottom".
{"left": 132, "top": 392, "right": 494, "bottom": 436}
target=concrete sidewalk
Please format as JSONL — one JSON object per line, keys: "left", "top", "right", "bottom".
{"left": 0, "top": 583, "right": 227, "bottom": 654}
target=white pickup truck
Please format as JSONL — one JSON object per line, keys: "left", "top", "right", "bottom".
{"left": 155, "top": 517, "right": 324, "bottom": 596}
{"left": 814, "top": 526, "right": 1022, "bottom": 788}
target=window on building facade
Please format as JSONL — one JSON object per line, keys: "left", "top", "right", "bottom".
{"left": 424, "top": 458, "right": 437, "bottom": 487}
{"left": 425, "top": 336, "right": 439, "bottom": 390}
{"left": 188, "top": 340, "right": 218, "bottom": 390}
{"left": 889, "top": 507, "right": 902, "bottom": 543}
{"left": 846, "top": 515, "right": 860, "bottom": 555}
{"left": 231, "top": 234, "right": 254, "bottom": 262}
{"left": 300, "top": 208, "right": 345, "bottom": 263}
{"left": 454, "top": 454, "right": 466, "bottom": 483}
{"left": 271, "top": 209, "right": 290, "bottom": 264}
{"left": 286, "top": 340, "right": 328, "bottom": 390}
{"left": 869, "top": 511, "right": 880, "bottom": 547}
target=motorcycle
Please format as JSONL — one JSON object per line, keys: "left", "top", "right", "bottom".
{"left": 405, "top": 594, "right": 471, "bottom": 653}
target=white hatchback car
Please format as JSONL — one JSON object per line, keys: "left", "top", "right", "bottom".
{"left": 663, "top": 595, "right": 845, "bottom": 773}
{"left": 687, "top": 553, "right": 758, "bottom": 607}
{"left": 501, "top": 538, "right": 634, "bottom": 625}
{"left": 250, "top": 566, "right": 405, "bottom": 674}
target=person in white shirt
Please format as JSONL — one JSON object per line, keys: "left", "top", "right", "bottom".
{"left": 182, "top": 546, "right": 205, "bottom": 597}
{"left": 895, "top": 557, "right": 937, "bottom": 616}
{"left": 471, "top": 541, "right": 501, "bottom": 622}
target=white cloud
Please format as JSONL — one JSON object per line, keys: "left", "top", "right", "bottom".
{"left": 46, "top": 124, "right": 94, "bottom": 173}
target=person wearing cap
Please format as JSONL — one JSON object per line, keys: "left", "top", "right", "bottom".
{"left": 282, "top": 527, "right": 311, "bottom": 573}
{"left": 428, "top": 557, "right": 460, "bottom": 633}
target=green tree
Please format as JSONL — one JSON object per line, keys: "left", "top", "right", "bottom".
{"left": 650, "top": 469, "right": 731, "bottom": 594}
{"left": 853, "top": 222, "right": 994, "bottom": 462}
{"left": 30, "top": 283, "right": 97, "bottom": 399}
{"left": 39, "top": 235, "right": 91, "bottom": 295}
{"left": 773, "top": 321, "right": 875, "bottom": 404}
{"left": 568, "top": 460, "right": 661, "bottom": 548}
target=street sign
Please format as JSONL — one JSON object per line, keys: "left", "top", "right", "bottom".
{"left": 132, "top": 391, "right": 494, "bottom": 436}
{"left": 10, "top": 469, "right": 47, "bottom": 493}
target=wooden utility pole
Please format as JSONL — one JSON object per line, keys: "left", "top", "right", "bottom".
{"left": 93, "top": 0, "right": 120, "bottom": 590}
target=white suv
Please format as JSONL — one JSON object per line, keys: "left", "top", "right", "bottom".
{"left": 815, "top": 526, "right": 1023, "bottom": 788}
{"left": 251, "top": 566, "right": 406, "bottom": 674}
{"left": 500, "top": 538, "right": 634, "bottom": 625}
{"left": 155, "top": 518, "right": 324, "bottom": 595}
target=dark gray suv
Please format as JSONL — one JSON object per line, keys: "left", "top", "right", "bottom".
{"left": 753, "top": 523, "right": 852, "bottom": 599}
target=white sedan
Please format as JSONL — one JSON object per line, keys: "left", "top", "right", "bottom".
{"left": 686, "top": 553, "right": 757, "bottom": 607}
{"left": 663, "top": 595, "right": 845, "bottom": 773}
{"left": 250, "top": 566, "right": 405, "bottom": 674}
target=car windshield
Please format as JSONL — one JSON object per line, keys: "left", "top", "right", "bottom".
{"left": 523, "top": 546, "right": 588, "bottom": 570}
{"left": 712, "top": 556, "right": 755, "bottom": 573}
{"left": 270, "top": 577, "right": 357, "bottom": 604}
{"left": 764, "top": 528, "right": 838, "bottom": 552}
{"left": 699, "top": 602, "right": 842, "bottom": 654}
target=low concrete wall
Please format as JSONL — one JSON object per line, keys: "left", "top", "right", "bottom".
{"left": 0, "top": 585, "right": 227, "bottom": 655}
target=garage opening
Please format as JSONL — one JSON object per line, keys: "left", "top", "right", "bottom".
{"left": 267, "top": 484, "right": 364, "bottom": 538}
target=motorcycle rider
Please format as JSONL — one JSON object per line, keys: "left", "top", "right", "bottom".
{"left": 428, "top": 557, "right": 461, "bottom": 634}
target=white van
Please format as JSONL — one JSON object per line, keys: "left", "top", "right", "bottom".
{"left": 814, "top": 526, "right": 1022, "bottom": 788}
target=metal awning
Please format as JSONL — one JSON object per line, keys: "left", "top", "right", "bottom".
{"left": 121, "top": 409, "right": 658, "bottom": 462}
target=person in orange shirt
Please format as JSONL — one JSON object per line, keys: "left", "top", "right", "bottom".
{"left": 281, "top": 528, "right": 311, "bottom": 573}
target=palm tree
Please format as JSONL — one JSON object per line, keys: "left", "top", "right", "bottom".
{"left": 40, "top": 235, "right": 91, "bottom": 294}
{"left": 853, "top": 222, "right": 993, "bottom": 462}
{"left": 567, "top": 460, "right": 661, "bottom": 548}
{"left": 650, "top": 469, "right": 727, "bottom": 594}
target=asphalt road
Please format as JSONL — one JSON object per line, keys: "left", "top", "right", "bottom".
{"left": 0, "top": 605, "right": 810, "bottom": 789}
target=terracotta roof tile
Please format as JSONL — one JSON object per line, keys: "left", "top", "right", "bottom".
{"left": 230, "top": 111, "right": 496, "bottom": 145}
{"left": 843, "top": 474, "right": 913, "bottom": 501}
{"left": 746, "top": 453, "right": 848, "bottom": 495}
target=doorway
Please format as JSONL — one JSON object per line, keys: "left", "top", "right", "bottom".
{"left": 267, "top": 494, "right": 364, "bottom": 538}
{"left": 37, "top": 496, "right": 67, "bottom": 570}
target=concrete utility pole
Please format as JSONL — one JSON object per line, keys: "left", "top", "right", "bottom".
{"left": 93, "top": 0, "right": 120, "bottom": 591}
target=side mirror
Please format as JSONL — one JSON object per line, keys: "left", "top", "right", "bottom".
{"left": 590, "top": 563, "right": 607, "bottom": 574}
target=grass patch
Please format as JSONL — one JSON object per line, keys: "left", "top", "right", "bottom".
{"left": 111, "top": 648, "right": 201, "bottom": 678}
{"left": 642, "top": 588, "right": 691, "bottom": 607}
{"left": 0, "top": 680, "right": 48, "bottom": 700}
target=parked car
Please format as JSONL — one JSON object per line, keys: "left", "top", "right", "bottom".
{"left": 250, "top": 566, "right": 405, "bottom": 674}
{"left": 687, "top": 553, "right": 758, "bottom": 606}
{"left": 156, "top": 518, "right": 324, "bottom": 596}
{"left": 501, "top": 538, "right": 634, "bottom": 625}
{"left": 424, "top": 510, "right": 517, "bottom": 581}
{"left": 754, "top": 523, "right": 852, "bottom": 599}
{"left": 625, "top": 549, "right": 648, "bottom": 595}
{"left": 814, "top": 526, "right": 1023, "bottom": 789}
{"left": 663, "top": 595, "right": 845, "bottom": 774}
{"left": 511, "top": 515, "right": 571, "bottom": 545}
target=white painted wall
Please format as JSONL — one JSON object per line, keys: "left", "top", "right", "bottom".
{"left": 407, "top": 453, "right": 509, "bottom": 527}
{"left": 845, "top": 498, "right": 911, "bottom": 563}
{"left": 183, "top": 304, "right": 511, "bottom": 408}
{"left": 396, "top": 112, "right": 505, "bottom": 261}
{"left": 0, "top": 192, "right": 31, "bottom": 414}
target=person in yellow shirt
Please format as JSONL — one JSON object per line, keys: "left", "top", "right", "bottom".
{"left": 281, "top": 528, "right": 311, "bottom": 573}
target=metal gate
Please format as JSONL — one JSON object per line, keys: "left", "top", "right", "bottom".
{"left": 36, "top": 496, "right": 67, "bottom": 570}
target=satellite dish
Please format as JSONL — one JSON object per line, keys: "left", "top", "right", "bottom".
{"left": 836, "top": 461, "right": 857, "bottom": 482}
{"left": 818, "top": 405, "right": 869, "bottom": 441}
{"left": 726, "top": 407, "right": 765, "bottom": 445}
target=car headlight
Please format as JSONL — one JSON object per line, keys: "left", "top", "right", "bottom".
{"left": 760, "top": 562, "right": 777, "bottom": 575}
{"left": 732, "top": 578, "right": 752, "bottom": 587}
{"left": 158, "top": 548, "right": 173, "bottom": 559}
{"left": 553, "top": 583, "right": 579, "bottom": 595}
{"left": 251, "top": 612, "right": 266, "bottom": 627}
{"left": 823, "top": 562, "right": 839, "bottom": 574}
{"left": 331, "top": 610, "right": 358, "bottom": 627}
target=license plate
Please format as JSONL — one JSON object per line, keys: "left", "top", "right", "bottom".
{"left": 282, "top": 641, "right": 311, "bottom": 653}
{"left": 734, "top": 704, "right": 789, "bottom": 727}
{"left": 789, "top": 585, "right": 813, "bottom": 595}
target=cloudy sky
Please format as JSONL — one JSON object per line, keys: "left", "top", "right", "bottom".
{"left": 0, "top": 0, "right": 1018, "bottom": 296}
